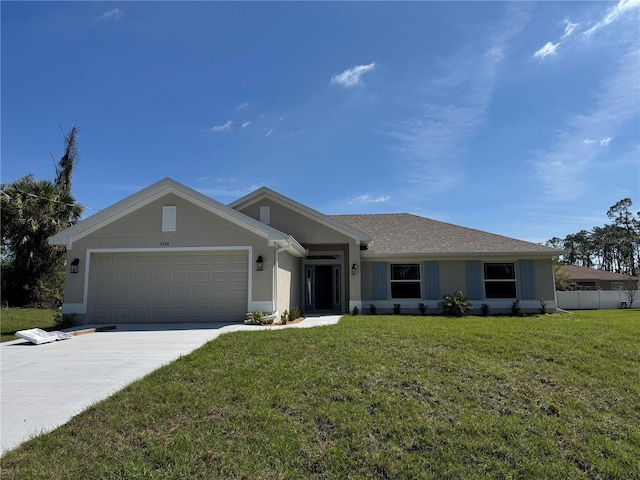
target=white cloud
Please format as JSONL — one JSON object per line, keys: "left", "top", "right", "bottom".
{"left": 532, "top": 47, "right": 639, "bottom": 200}
{"left": 236, "top": 102, "right": 249, "bottom": 110}
{"left": 265, "top": 128, "right": 273, "bottom": 137}
{"left": 584, "top": 0, "right": 640, "bottom": 36}
{"left": 349, "top": 194, "right": 391, "bottom": 205}
{"left": 533, "top": 41, "right": 559, "bottom": 59}
{"left": 562, "top": 20, "right": 579, "bottom": 38}
{"left": 210, "top": 120, "right": 233, "bottom": 132}
{"left": 388, "top": 6, "right": 529, "bottom": 194}
{"left": 99, "top": 8, "right": 123, "bottom": 21}
{"left": 330, "top": 63, "right": 376, "bottom": 88}
{"left": 241, "top": 121, "right": 251, "bottom": 129}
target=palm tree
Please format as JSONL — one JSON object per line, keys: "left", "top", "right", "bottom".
{"left": 1, "top": 175, "right": 83, "bottom": 306}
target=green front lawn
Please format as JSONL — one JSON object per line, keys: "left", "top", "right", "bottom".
{"left": 0, "top": 308, "right": 57, "bottom": 342}
{"left": 1, "top": 311, "right": 638, "bottom": 479}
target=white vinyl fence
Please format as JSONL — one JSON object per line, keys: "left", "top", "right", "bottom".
{"left": 556, "top": 290, "right": 639, "bottom": 310}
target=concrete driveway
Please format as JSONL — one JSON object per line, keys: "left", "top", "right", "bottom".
{"left": 0, "top": 315, "right": 341, "bottom": 455}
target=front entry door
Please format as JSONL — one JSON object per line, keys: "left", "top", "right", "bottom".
{"left": 305, "top": 264, "right": 341, "bottom": 313}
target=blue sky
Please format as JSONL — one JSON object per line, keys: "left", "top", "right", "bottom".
{"left": 2, "top": 1, "right": 639, "bottom": 244}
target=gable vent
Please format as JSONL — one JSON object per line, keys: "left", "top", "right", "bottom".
{"left": 259, "top": 205, "right": 271, "bottom": 225}
{"left": 162, "top": 205, "right": 177, "bottom": 232}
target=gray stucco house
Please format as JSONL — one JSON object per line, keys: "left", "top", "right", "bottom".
{"left": 49, "top": 178, "right": 560, "bottom": 323}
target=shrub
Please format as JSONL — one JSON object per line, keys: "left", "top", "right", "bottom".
{"left": 539, "top": 298, "right": 548, "bottom": 315}
{"left": 511, "top": 299, "right": 521, "bottom": 316}
{"left": 369, "top": 304, "right": 376, "bottom": 315}
{"left": 418, "top": 303, "right": 427, "bottom": 315}
{"left": 393, "top": 304, "right": 401, "bottom": 315}
{"left": 54, "top": 312, "right": 75, "bottom": 329}
{"left": 290, "top": 306, "right": 302, "bottom": 321}
{"left": 439, "top": 291, "right": 473, "bottom": 317}
{"left": 352, "top": 306, "right": 359, "bottom": 316}
{"left": 245, "top": 311, "right": 272, "bottom": 325}
{"left": 281, "top": 310, "right": 289, "bottom": 324}
{"left": 481, "top": 303, "right": 490, "bottom": 316}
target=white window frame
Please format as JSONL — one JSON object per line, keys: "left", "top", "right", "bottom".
{"left": 390, "top": 263, "right": 421, "bottom": 299}
{"left": 484, "top": 262, "right": 517, "bottom": 299}
{"left": 162, "top": 205, "right": 176, "bottom": 232}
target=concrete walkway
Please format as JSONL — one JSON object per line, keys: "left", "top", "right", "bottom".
{"left": 0, "top": 315, "right": 341, "bottom": 455}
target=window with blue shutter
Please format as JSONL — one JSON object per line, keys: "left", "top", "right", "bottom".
{"left": 424, "top": 261, "right": 440, "bottom": 299}
{"left": 373, "top": 262, "right": 388, "bottom": 300}
{"left": 519, "top": 260, "right": 536, "bottom": 299}
{"left": 466, "top": 261, "right": 482, "bottom": 299}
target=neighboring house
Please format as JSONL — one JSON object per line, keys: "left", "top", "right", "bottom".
{"left": 557, "top": 265, "right": 639, "bottom": 291}
{"left": 49, "top": 178, "right": 561, "bottom": 324}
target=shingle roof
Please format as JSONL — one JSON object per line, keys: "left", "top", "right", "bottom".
{"left": 557, "top": 265, "right": 638, "bottom": 281}
{"left": 331, "top": 213, "right": 560, "bottom": 256}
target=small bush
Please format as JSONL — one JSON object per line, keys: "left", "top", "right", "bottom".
{"left": 290, "top": 306, "right": 302, "bottom": 321}
{"left": 393, "top": 304, "right": 401, "bottom": 315}
{"left": 539, "top": 298, "right": 548, "bottom": 315}
{"left": 481, "top": 304, "right": 490, "bottom": 316}
{"left": 418, "top": 303, "right": 427, "bottom": 315}
{"left": 511, "top": 299, "right": 521, "bottom": 316}
{"left": 369, "top": 304, "right": 377, "bottom": 315}
{"left": 245, "top": 311, "right": 272, "bottom": 325}
{"left": 439, "top": 291, "right": 473, "bottom": 317}
{"left": 281, "top": 310, "right": 289, "bottom": 324}
{"left": 352, "top": 306, "right": 359, "bottom": 316}
{"left": 54, "top": 312, "right": 75, "bottom": 329}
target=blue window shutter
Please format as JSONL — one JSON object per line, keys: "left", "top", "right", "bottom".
{"left": 466, "top": 261, "right": 482, "bottom": 299}
{"left": 424, "top": 261, "right": 440, "bottom": 299}
{"left": 373, "top": 262, "right": 387, "bottom": 300}
{"left": 520, "top": 260, "right": 536, "bottom": 299}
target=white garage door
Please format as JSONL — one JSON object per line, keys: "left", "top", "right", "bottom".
{"left": 89, "top": 251, "right": 248, "bottom": 323}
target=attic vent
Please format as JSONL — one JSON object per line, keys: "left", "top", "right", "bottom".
{"left": 162, "top": 205, "right": 176, "bottom": 232}
{"left": 259, "top": 206, "right": 270, "bottom": 225}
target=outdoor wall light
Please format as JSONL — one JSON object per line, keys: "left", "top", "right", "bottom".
{"left": 70, "top": 258, "right": 80, "bottom": 274}
{"left": 352, "top": 263, "right": 358, "bottom": 276}
{"left": 256, "top": 256, "right": 264, "bottom": 271}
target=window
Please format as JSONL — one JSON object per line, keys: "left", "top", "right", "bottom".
{"left": 390, "top": 264, "right": 421, "bottom": 298}
{"left": 611, "top": 282, "right": 623, "bottom": 291}
{"left": 162, "top": 206, "right": 176, "bottom": 232}
{"left": 484, "top": 263, "right": 516, "bottom": 298}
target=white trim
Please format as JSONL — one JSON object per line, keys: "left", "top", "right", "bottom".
{"left": 70, "top": 246, "right": 255, "bottom": 318}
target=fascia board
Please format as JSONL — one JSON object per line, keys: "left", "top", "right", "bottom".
{"left": 360, "top": 251, "right": 561, "bottom": 260}
{"left": 230, "top": 187, "right": 371, "bottom": 243}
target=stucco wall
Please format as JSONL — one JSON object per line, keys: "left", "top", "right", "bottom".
{"left": 237, "top": 199, "right": 354, "bottom": 245}
{"left": 62, "top": 193, "right": 274, "bottom": 308}
{"left": 360, "top": 257, "right": 557, "bottom": 314}
{"left": 277, "top": 251, "right": 302, "bottom": 318}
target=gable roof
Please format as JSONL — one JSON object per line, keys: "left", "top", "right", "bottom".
{"left": 48, "top": 178, "right": 306, "bottom": 256}
{"left": 229, "top": 187, "right": 371, "bottom": 244}
{"left": 332, "top": 213, "right": 561, "bottom": 257}
{"left": 557, "top": 265, "right": 638, "bottom": 281}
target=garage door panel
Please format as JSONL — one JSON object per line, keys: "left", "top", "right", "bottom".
{"left": 191, "top": 272, "right": 209, "bottom": 282}
{"left": 173, "top": 272, "right": 189, "bottom": 283}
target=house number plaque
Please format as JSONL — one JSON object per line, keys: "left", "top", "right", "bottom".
{"left": 160, "top": 242, "right": 170, "bottom": 246}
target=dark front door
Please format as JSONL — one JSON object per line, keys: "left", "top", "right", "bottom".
{"left": 304, "top": 264, "right": 342, "bottom": 312}
{"left": 315, "top": 265, "right": 333, "bottom": 310}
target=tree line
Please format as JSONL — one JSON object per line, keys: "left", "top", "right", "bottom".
{"left": 546, "top": 198, "right": 639, "bottom": 277}
{"left": 1, "top": 126, "right": 83, "bottom": 307}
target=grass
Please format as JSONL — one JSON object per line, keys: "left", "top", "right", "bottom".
{"left": 0, "top": 308, "right": 57, "bottom": 342}
{"left": 1, "top": 310, "right": 639, "bottom": 479}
